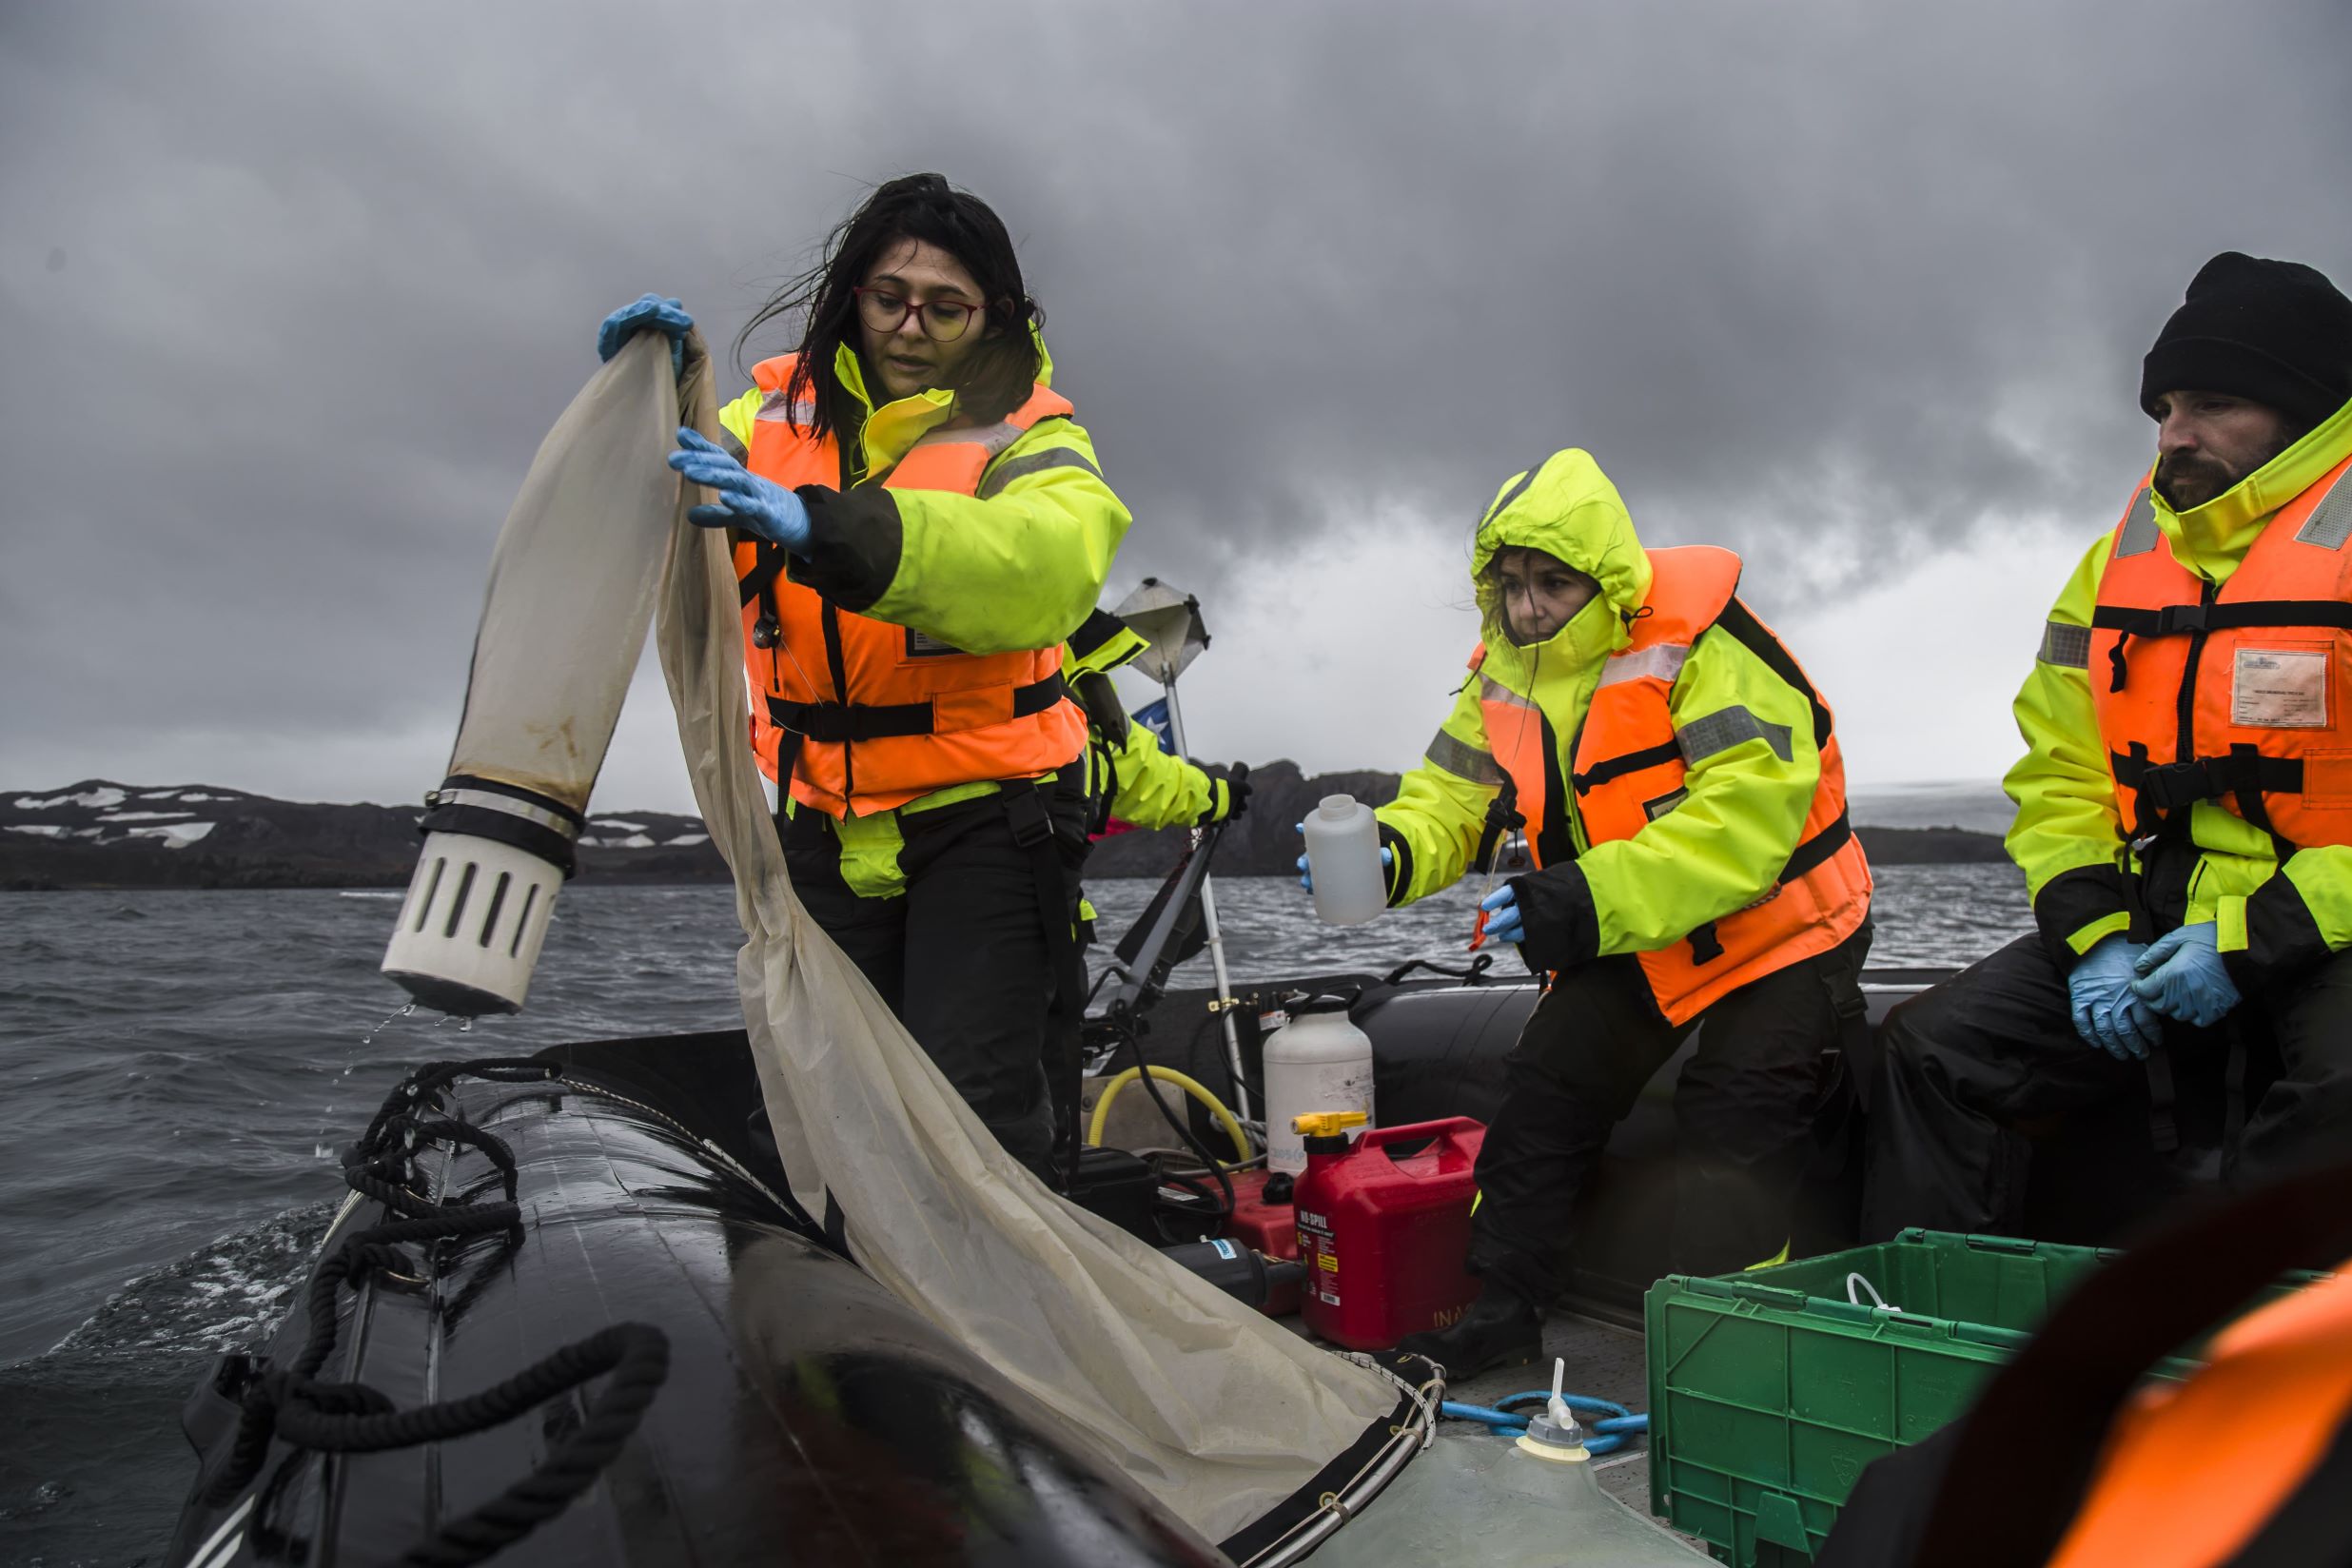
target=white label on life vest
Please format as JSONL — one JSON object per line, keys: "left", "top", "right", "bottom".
{"left": 2232, "top": 649, "right": 2329, "bottom": 728}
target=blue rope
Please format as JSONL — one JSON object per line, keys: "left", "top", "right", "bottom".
{"left": 1437, "top": 1396, "right": 1652, "bottom": 1455}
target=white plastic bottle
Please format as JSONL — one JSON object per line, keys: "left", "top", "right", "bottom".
{"left": 1303, "top": 794, "right": 1384, "bottom": 926}
{"left": 1264, "top": 998, "right": 1376, "bottom": 1174}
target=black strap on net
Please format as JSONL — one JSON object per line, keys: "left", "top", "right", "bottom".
{"left": 201, "top": 1057, "right": 672, "bottom": 1568}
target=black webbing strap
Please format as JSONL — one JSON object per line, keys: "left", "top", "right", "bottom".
{"left": 1570, "top": 739, "right": 1681, "bottom": 794}
{"left": 2093, "top": 598, "right": 2352, "bottom": 636}
{"left": 1473, "top": 777, "right": 1525, "bottom": 873}
{"left": 1676, "top": 812, "right": 1851, "bottom": 967}
{"left": 1780, "top": 807, "right": 1853, "bottom": 884}
{"left": 1716, "top": 596, "right": 1833, "bottom": 749}
{"left": 2112, "top": 745, "right": 2304, "bottom": 814}
{"left": 768, "top": 694, "right": 931, "bottom": 742}
{"left": 1065, "top": 607, "right": 1130, "bottom": 664}
{"left": 735, "top": 541, "right": 788, "bottom": 606}
{"left": 767, "top": 673, "right": 1069, "bottom": 744}
{"left": 417, "top": 774, "right": 586, "bottom": 876}
{"left": 2094, "top": 598, "right": 2352, "bottom": 692}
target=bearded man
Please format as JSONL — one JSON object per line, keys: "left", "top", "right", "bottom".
{"left": 1863, "top": 252, "right": 2352, "bottom": 1239}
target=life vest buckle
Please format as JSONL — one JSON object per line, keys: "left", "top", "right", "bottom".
{"left": 1003, "top": 782, "right": 1054, "bottom": 849}
{"left": 2137, "top": 758, "right": 2217, "bottom": 812}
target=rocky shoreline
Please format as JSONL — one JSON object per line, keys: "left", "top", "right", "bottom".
{"left": 1, "top": 771, "right": 2007, "bottom": 892}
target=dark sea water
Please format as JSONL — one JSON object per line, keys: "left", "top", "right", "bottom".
{"left": 0, "top": 860, "right": 2029, "bottom": 1564}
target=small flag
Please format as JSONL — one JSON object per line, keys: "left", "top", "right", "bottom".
{"left": 1131, "top": 697, "right": 1174, "bottom": 749}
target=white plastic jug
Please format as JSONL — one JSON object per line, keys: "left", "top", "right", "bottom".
{"left": 1303, "top": 794, "right": 1384, "bottom": 926}
{"left": 1264, "top": 999, "right": 1375, "bottom": 1174}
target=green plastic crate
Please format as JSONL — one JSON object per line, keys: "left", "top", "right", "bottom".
{"left": 1642, "top": 1228, "right": 2306, "bottom": 1566}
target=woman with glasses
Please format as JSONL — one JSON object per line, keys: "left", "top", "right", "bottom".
{"left": 597, "top": 173, "right": 1130, "bottom": 1179}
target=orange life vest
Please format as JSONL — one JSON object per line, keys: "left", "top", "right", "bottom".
{"left": 733, "top": 354, "right": 1088, "bottom": 816}
{"left": 2045, "top": 1261, "right": 2352, "bottom": 1568}
{"left": 2088, "top": 453, "right": 2352, "bottom": 856}
{"left": 1479, "top": 546, "right": 1871, "bottom": 1024}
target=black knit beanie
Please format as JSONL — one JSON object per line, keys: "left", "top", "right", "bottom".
{"left": 2141, "top": 252, "right": 2352, "bottom": 430}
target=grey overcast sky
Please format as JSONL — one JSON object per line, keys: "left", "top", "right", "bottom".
{"left": 3, "top": 1, "right": 2348, "bottom": 813}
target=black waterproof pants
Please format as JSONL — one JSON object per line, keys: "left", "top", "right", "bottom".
{"left": 1860, "top": 933, "right": 2352, "bottom": 1242}
{"left": 1467, "top": 924, "right": 1872, "bottom": 1305}
{"left": 780, "top": 776, "right": 1088, "bottom": 1180}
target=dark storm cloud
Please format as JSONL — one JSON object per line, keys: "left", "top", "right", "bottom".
{"left": 2, "top": 0, "right": 2347, "bottom": 795}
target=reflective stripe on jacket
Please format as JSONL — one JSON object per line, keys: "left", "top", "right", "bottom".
{"left": 729, "top": 350, "right": 1103, "bottom": 816}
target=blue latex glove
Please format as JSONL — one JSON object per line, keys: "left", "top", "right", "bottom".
{"left": 598, "top": 293, "right": 694, "bottom": 369}
{"left": 2067, "top": 935, "right": 2163, "bottom": 1060}
{"left": 2130, "top": 923, "right": 2243, "bottom": 1029}
{"left": 1478, "top": 884, "right": 1524, "bottom": 945}
{"left": 1294, "top": 823, "right": 1392, "bottom": 892}
{"left": 668, "top": 429, "right": 811, "bottom": 552}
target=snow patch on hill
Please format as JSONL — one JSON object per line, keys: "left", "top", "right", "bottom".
{"left": 15, "top": 788, "right": 126, "bottom": 810}
{"left": 127, "top": 822, "right": 217, "bottom": 846}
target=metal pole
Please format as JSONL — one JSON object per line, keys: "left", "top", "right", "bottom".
{"left": 1159, "top": 677, "right": 1254, "bottom": 1123}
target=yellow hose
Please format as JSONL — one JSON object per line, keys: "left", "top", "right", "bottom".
{"left": 1087, "top": 1066, "right": 1253, "bottom": 1165}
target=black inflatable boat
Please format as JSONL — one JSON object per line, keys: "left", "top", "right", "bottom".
{"left": 167, "top": 951, "right": 1946, "bottom": 1567}
{"left": 169, "top": 1036, "right": 1237, "bottom": 1568}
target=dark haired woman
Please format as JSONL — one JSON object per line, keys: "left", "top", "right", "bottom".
{"left": 598, "top": 173, "right": 1130, "bottom": 1177}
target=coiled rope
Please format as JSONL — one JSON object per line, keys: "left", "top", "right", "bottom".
{"left": 199, "top": 1056, "right": 672, "bottom": 1567}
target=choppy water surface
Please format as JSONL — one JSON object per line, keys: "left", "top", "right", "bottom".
{"left": 0, "top": 864, "right": 2026, "bottom": 1561}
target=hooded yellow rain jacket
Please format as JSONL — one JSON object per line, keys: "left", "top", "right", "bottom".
{"left": 1377, "top": 450, "right": 1869, "bottom": 1017}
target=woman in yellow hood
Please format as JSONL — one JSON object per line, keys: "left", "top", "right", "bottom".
{"left": 1321, "top": 448, "right": 1873, "bottom": 1376}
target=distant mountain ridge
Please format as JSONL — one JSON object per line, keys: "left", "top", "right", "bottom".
{"left": 0, "top": 781, "right": 723, "bottom": 892}
{"left": 0, "top": 772, "right": 2006, "bottom": 892}
{"left": 1083, "top": 761, "right": 2010, "bottom": 878}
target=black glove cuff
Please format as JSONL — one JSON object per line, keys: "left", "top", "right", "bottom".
{"left": 1377, "top": 821, "right": 1415, "bottom": 906}
{"left": 1511, "top": 863, "right": 1599, "bottom": 971}
{"left": 790, "top": 485, "right": 901, "bottom": 611}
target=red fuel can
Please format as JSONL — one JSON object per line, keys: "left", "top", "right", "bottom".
{"left": 1222, "top": 1168, "right": 1303, "bottom": 1316}
{"left": 1294, "top": 1117, "right": 1487, "bottom": 1350}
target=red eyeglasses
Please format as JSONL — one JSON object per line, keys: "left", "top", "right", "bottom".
{"left": 853, "top": 286, "right": 984, "bottom": 343}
